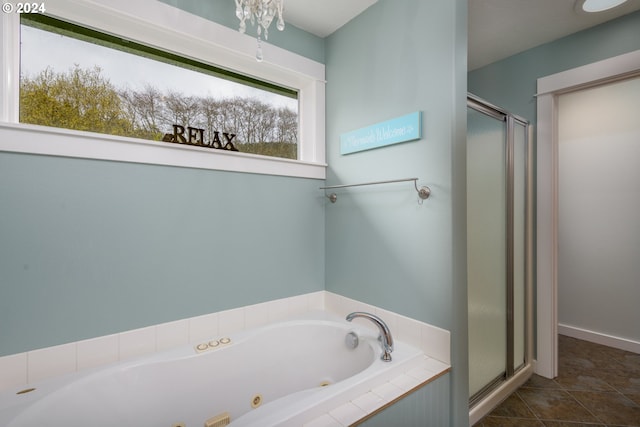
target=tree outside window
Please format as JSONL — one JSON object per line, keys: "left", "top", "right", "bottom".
{"left": 20, "top": 15, "right": 299, "bottom": 160}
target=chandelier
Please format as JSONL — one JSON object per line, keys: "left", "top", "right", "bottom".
{"left": 235, "top": 0, "right": 285, "bottom": 62}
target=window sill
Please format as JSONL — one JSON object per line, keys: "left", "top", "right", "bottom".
{"left": 0, "top": 122, "right": 327, "bottom": 179}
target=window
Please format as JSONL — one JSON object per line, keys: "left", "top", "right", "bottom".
{"left": 0, "top": 0, "right": 326, "bottom": 178}
{"left": 20, "top": 14, "right": 300, "bottom": 160}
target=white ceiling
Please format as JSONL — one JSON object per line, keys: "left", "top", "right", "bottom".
{"left": 468, "top": 0, "right": 640, "bottom": 70}
{"left": 283, "top": 0, "right": 640, "bottom": 70}
{"left": 284, "top": 0, "right": 378, "bottom": 38}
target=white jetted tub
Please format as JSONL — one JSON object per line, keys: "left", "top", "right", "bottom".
{"left": 0, "top": 312, "right": 428, "bottom": 427}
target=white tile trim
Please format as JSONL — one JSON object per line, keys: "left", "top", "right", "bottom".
{"left": 76, "top": 334, "right": 119, "bottom": 371}
{"left": 328, "top": 401, "right": 367, "bottom": 426}
{"left": 26, "top": 343, "right": 77, "bottom": 384}
{"left": 0, "top": 353, "right": 27, "bottom": 391}
{"left": 302, "top": 359, "right": 450, "bottom": 426}
{"left": 0, "top": 291, "right": 450, "bottom": 396}
{"left": 323, "top": 292, "right": 451, "bottom": 364}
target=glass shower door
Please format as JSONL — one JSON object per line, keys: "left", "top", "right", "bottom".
{"left": 467, "top": 106, "right": 508, "bottom": 398}
{"left": 467, "top": 95, "right": 532, "bottom": 408}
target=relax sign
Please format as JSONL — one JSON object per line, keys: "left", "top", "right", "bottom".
{"left": 162, "top": 125, "right": 239, "bottom": 151}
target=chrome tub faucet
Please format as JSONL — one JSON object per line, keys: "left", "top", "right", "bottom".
{"left": 346, "top": 312, "right": 394, "bottom": 362}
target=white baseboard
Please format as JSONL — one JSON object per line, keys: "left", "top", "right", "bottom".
{"left": 558, "top": 324, "right": 640, "bottom": 354}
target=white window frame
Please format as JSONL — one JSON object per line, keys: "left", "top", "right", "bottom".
{"left": 0, "top": 0, "right": 326, "bottom": 179}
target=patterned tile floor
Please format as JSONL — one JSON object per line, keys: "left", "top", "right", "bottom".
{"left": 474, "top": 335, "right": 640, "bottom": 427}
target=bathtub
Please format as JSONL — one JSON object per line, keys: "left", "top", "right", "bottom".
{"left": 0, "top": 312, "right": 428, "bottom": 427}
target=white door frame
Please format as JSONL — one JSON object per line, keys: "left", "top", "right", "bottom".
{"left": 535, "top": 49, "right": 640, "bottom": 379}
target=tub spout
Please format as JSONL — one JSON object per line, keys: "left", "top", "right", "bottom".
{"left": 346, "top": 312, "right": 394, "bottom": 362}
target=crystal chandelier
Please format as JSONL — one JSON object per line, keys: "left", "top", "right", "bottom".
{"left": 235, "top": 0, "right": 285, "bottom": 62}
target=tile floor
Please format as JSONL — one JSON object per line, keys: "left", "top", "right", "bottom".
{"left": 473, "top": 335, "right": 640, "bottom": 427}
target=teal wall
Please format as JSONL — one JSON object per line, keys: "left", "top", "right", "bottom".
{"left": 324, "top": 0, "right": 468, "bottom": 425}
{"left": 468, "top": 10, "right": 640, "bottom": 123}
{"left": 0, "top": 152, "right": 324, "bottom": 355}
{"left": 2, "top": 1, "right": 471, "bottom": 424}
{"left": 157, "top": 0, "right": 325, "bottom": 63}
{"left": 0, "top": 1, "right": 326, "bottom": 358}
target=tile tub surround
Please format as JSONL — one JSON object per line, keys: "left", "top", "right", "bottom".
{"left": 0, "top": 291, "right": 450, "bottom": 394}
{"left": 302, "top": 357, "right": 450, "bottom": 427}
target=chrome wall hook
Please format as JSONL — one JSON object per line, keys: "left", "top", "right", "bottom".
{"left": 415, "top": 180, "right": 431, "bottom": 202}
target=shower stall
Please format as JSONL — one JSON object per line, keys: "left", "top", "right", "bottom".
{"left": 467, "top": 94, "right": 534, "bottom": 424}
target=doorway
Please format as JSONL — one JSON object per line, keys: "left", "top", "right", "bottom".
{"left": 536, "top": 49, "right": 640, "bottom": 379}
{"left": 557, "top": 75, "right": 640, "bottom": 350}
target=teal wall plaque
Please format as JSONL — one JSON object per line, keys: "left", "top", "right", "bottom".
{"left": 340, "top": 111, "right": 422, "bottom": 155}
